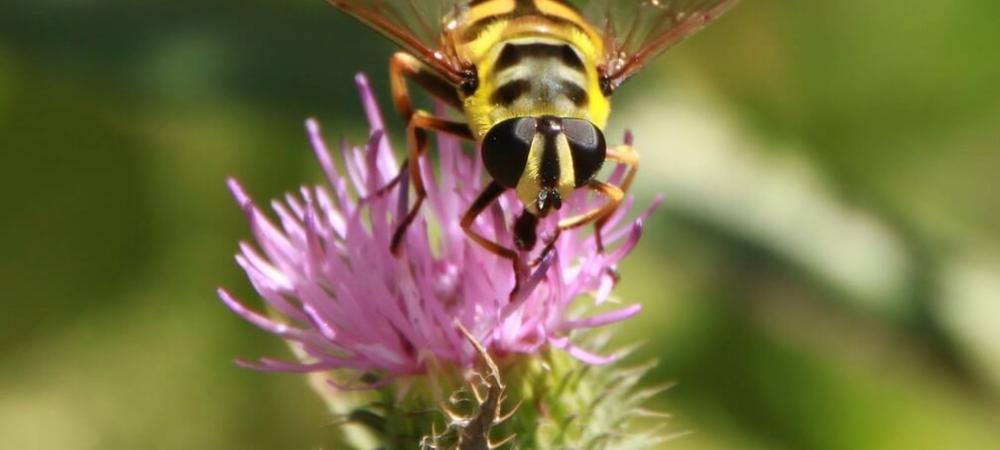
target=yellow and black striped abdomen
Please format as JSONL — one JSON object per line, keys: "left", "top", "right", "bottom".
{"left": 490, "top": 39, "right": 590, "bottom": 113}
{"left": 455, "top": 0, "right": 609, "bottom": 139}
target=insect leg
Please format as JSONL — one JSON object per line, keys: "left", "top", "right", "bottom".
{"left": 559, "top": 181, "right": 625, "bottom": 230}
{"left": 606, "top": 143, "right": 640, "bottom": 192}
{"left": 461, "top": 181, "right": 525, "bottom": 293}
{"left": 592, "top": 143, "right": 640, "bottom": 251}
{"left": 374, "top": 53, "right": 468, "bottom": 197}
{"left": 390, "top": 52, "right": 463, "bottom": 120}
{"left": 532, "top": 180, "right": 625, "bottom": 264}
{"left": 389, "top": 111, "right": 472, "bottom": 255}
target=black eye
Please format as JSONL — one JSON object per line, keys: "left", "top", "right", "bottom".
{"left": 481, "top": 117, "right": 536, "bottom": 188}
{"left": 562, "top": 119, "right": 606, "bottom": 187}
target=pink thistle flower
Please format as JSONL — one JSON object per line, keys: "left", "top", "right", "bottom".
{"left": 218, "top": 74, "right": 660, "bottom": 380}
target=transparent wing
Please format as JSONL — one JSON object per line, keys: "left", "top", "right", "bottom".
{"left": 326, "top": 0, "right": 472, "bottom": 82}
{"left": 573, "top": 0, "right": 738, "bottom": 92}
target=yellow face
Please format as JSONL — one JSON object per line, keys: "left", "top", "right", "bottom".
{"left": 481, "top": 116, "right": 607, "bottom": 217}
{"left": 515, "top": 130, "right": 577, "bottom": 216}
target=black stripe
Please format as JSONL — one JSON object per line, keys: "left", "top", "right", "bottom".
{"left": 490, "top": 79, "right": 531, "bottom": 105}
{"left": 515, "top": 0, "right": 538, "bottom": 10}
{"left": 468, "top": 0, "right": 538, "bottom": 10}
{"left": 537, "top": 116, "right": 562, "bottom": 187}
{"left": 468, "top": 0, "right": 577, "bottom": 11}
{"left": 539, "top": 137, "right": 560, "bottom": 187}
{"left": 557, "top": 79, "right": 589, "bottom": 107}
{"left": 460, "top": 1, "right": 588, "bottom": 43}
{"left": 493, "top": 44, "right": 523, "bottom": 72}
{"left": 556, "top": 43, "right": 586, "bottom": 71}
{"left": 493, "top": 42, "right": 585, "bottom": 72}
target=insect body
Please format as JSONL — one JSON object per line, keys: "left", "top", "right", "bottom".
{"left": 328, "top": 0, "right": 736, "bottom": 278}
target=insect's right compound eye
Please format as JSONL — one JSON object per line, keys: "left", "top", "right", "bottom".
{"left": 481, "top": 117, "right": 537, "bottom": 188}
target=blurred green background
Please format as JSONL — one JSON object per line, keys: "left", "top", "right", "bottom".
{"left": 2, "top": 0, "right": 999, "bottom": 449}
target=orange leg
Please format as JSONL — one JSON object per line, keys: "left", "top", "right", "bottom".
{"left": 381, "top": 52, "right": 474, "bottom": 253}
{"left": 593, "top": 144, "right": 640, "bottom": 250}
{"left": 390, "top": 111, "right": 473, "bottom": 254}
{"left": 532, "top": 180, "right": 625, "bottom": 266}
{"left": 461, "top": 181, "right": 525, "bottom": 294}
{"left": 606, "top": 144, "right": 640, "bottom": 192}
{"left": 390, "top": 52, "right": 462, "bottom": 120}
{"left": 374, "top": 52, "right": 470, "bottom": 197}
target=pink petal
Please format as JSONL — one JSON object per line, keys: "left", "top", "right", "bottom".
{"left": 561, "top": 304, "right": 643, "bottom": 331}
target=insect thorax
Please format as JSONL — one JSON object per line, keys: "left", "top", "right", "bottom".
{"left": 456, "top": 17, "right": 610, "bottom": 139}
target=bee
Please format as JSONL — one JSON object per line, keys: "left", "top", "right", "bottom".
{"left": 327, "top": 0, "right": 736, "bottom": 275}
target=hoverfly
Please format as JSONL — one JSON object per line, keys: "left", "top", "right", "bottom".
{"left": 327, "top": 0, "right": 736, "bottom": 276}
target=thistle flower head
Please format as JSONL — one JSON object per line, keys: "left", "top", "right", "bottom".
{"left": 218, "top": 74, "right": 658, "bottom": 381}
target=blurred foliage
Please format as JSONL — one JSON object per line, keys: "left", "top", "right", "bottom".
{"left": 1, "top": 1, "right": 998, "bottom": 449}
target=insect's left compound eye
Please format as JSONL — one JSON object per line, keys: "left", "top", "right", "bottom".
{"left": 482, "top": 117, "right": 537, "bottom": 188}
{"left": 562, "top": 119, "right": 606, "bottom": 187}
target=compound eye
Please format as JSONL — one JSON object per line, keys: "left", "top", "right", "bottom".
{"left": 481, "top": 117, "right": 537, "bottom": 188}
{"left": 562, "top": 119, "right": 606, "bottom": 187}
